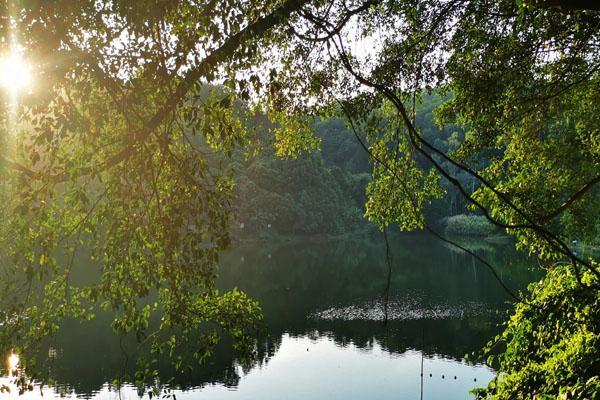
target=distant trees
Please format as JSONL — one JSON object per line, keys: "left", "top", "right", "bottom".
{"left": 235, "top": 152, "right": 361, "bottom": 236}
{"left": 233, "top": 117, "right": 370, "bottom": 237}
{"left": 1, "top": 0, "right": 599, "bottom": 397}
{"left": 232, "top": 96, "right": 503, "bottom": 238}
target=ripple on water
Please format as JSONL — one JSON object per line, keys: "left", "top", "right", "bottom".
{"left": 309, "top": 297, "right": 491, "bottom": 321}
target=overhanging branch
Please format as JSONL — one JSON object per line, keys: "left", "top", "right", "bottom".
{"left": 9, "top": 0, "right": 310, "bottom": 182}
{"left": 532, "top": 0, "right": 600, "bottom": 12}
{"left": 543, "top": 175, "right": 600, "bottom": 220}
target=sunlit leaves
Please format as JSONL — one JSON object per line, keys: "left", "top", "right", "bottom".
{"left": 475, "top": 264, "right": 600, "bottom": 399}
{"left": 0, "top": 0, "right": 309, "bottom": 392}
{"left": 0, "top": 0, "right": 599, "bottom": 397}
{"left": 365, "top": 138, "right": 442, "bottom": 230}
{"left": 338, "top": 99, "right": 444, "bottom": 230}
{"left": 269, "top": 110, "right": 321, "bottom": 159}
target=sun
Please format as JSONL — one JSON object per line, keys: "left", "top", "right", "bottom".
{"left": 0, "top": 52, "right": 32, "bottom": 95}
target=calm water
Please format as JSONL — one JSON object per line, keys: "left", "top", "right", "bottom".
{"left": 1, "top": 233, "right": 541, "bottom": 399}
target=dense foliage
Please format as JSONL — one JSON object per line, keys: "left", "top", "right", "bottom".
{"left": 233, "top": 97, "right": 490, "bottom": 238}
{"left": 0, "top": 0, "right": 312, "bottom": 392}
{"left": 232, "top": 118, "right": 370, "bottom": 237}
{"left": 475, "top": 264, "right": 600, "bottom": 399}
{"left": 0, "top": 0, "right": 599, "bottom": 398}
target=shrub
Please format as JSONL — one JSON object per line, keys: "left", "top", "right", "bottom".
{"left": 444, "top": 214, "right": 497, "bottom": 236}
{"left": 474, "top": 265, "right": 600, "bottom": 399}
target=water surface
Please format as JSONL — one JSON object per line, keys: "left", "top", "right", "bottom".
{"left": 1, "top": 233, "right": 540, "bottom": 399}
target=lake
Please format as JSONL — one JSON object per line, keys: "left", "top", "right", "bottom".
{"left": 1, "top": 233, "right": 541, "bottom": 399}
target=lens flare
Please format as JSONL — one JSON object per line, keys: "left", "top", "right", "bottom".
{"left": 7, "top": 352, "right": 19, "bottom": 371}
{"left": 0, "top": 53, "right": 32, "bottom": 95}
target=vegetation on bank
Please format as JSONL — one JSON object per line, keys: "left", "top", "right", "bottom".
{"left": 232, "top": 118, "right": 369, "bottom": 238}
{"left": 475, "top": 265, "right": 600, "bottom": 399}
{"left": 233, "top": 100, "right": 600, "bottom": 244}
{"left": 443, "top": 214, "right": 498, "bottom": 237}
{"left": 232, "top": 95, "right": 515, "bottom": 240}
{"left": 0, "top": 2, "right": 599, "bottom": 400}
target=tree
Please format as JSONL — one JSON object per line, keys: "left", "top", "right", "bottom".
{"left": 276, "top": 1, "right": 600, "bottom": 397}
{"left": 0, "top": 0, "right": 312, "bottom": 391}
{"left": 0, "top": 0, "right": 599, "bottom": 398}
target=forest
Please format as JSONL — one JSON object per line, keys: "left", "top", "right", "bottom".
{"left": 0, "top": 1, "right": 599, "bottom": 399}
{"left": 231, "top": 94, "right": 483, "bottom": 238}
{"left": 233, "top": 94, "right": 599, "bottom": 242}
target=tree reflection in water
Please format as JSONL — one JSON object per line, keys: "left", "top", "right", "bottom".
{"left": 1, "top": 234, "right": 540, "bottom": 398}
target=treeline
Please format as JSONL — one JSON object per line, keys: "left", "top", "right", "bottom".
{"left": 231, "top": 118, "right": 371, "bottom": 237}
{"left": 231, "top": 93, "right": 497, "bottom": 238}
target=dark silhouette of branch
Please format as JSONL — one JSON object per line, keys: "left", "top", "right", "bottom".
{"left": 308, "top": 14, "right": 600, "bottom": 282}
{"left": 337, "top": 99, "right": 527, "bottom": 305}
{"left": 532, "top": 0, "right": 600, "bottom": 12}
{"left": 382, "top": 227, "right": 393, "bottom": 324}
{"left": 290, "top": 0, "right": 380, "bottom": 42}
{"left": 543, "top": 175, "right": 600, "bottom": 220}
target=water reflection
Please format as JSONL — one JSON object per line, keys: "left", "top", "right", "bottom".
{"left": 194, "top": 334, "right": 494, "bottom": 400}
{"left": 1, "top": 233, "right": 540, "bottom": 399}
{"left": 7, "top": 353, "right": 19, "bottom": 371}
